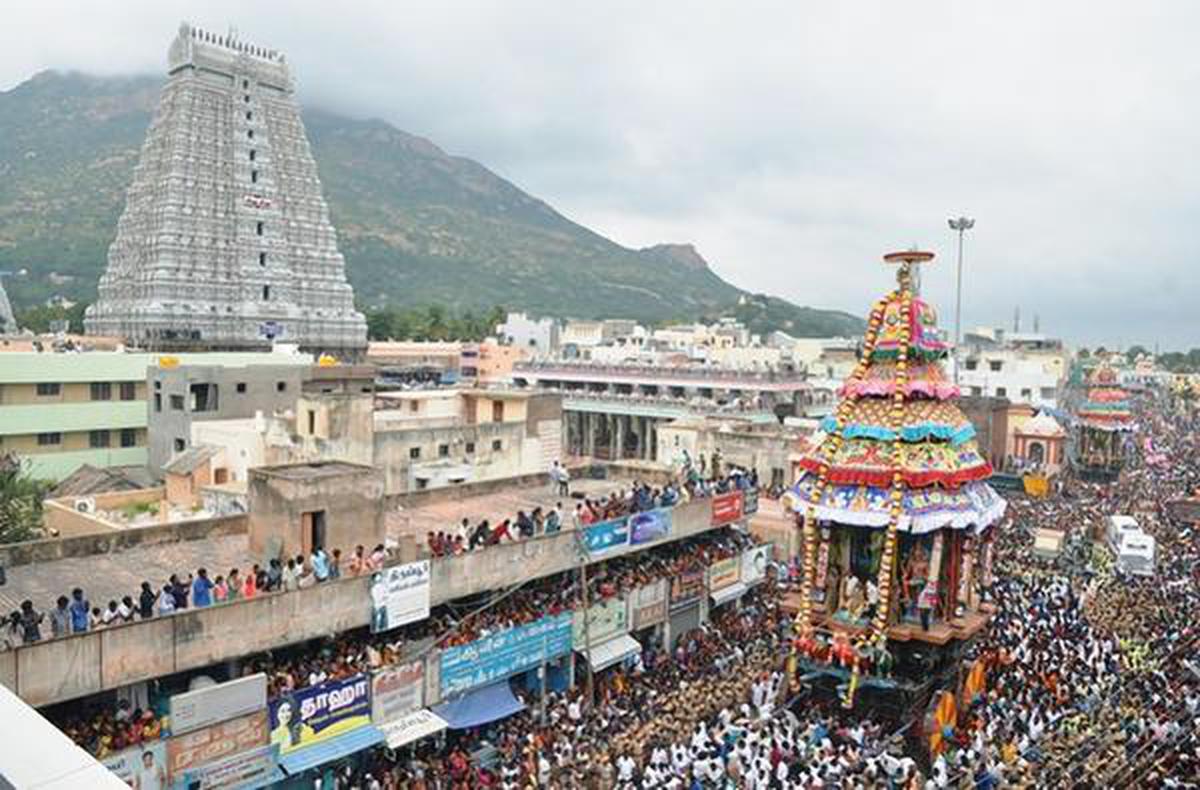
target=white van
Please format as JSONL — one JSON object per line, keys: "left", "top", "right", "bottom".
{"left": 1107, "top": 515, "right": 1141, "bottom": 551}
{"left": 1117, "top": 532, "right": 1156, "bottom": 577}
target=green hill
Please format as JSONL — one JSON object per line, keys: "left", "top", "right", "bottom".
{"left": 0, "top": 70, "right": 863, "bottom": 337}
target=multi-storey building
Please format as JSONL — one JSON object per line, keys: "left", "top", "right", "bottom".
{"left": 513, "top": 360, "right": 806, "bottom": 461}
{"left": 0, "top": 351, "right": 308, "bottom": 480}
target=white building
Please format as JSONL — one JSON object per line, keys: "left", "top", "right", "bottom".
{"left": 496, "top": 312, "right": 560, "bottom": 352}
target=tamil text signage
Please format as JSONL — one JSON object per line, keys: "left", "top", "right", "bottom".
{"left": 631, "top": 579, "right": 668, "bottom": 630}
{"left": 711, "top": 491, "right": 745, "bottom": 525}
{"left": 440, "top": 613, "right": 573, "bottom": 696}
{"left": 268, "top": 674, "right": 371, "bottom": 755}
{"left": 572, "top": 596, "right": 629, "bottom": 648}
{"left": 370, "top": 560, "right": 431, "bottom": 633}
{"left": 372, "top": 660, "right": 425, "bottom": 724}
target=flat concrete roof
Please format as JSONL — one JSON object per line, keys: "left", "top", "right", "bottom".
{"left": 252, "top": 461, "right": 375, "bottom": 481}
{"left": 0, "top": 533, "right": 252, "bottom": 615}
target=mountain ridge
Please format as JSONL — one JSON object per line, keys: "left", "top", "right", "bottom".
{"left": 0, "top": 69, "right": 865, "bottom": 338}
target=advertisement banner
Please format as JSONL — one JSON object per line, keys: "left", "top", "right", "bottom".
{"left": 171, "top": 744, "right": 278, "bottom": 790}
{"left": 743, "top": 488, "right": 760, "bottom": 516}
{"left": 370, "top": 561, "right": 431, "bottom": 633}
{"left": 711, "top": 491, "right": 745, "bottom": 525}
{"left": 584, "top": 517, "right": 630, "bottom": 555}
{"left": 102, "top": 742, "right": 167, "bottom": 789}
{"left": 670, "top": 569, "right": 705, "bottom": 610}
{"left": 572, "top": 596, "right": 629, "bottom": 648}
{"left": 631, "top": 579, "right": 668, "bottom": 630}
{"left": 268, "top": 675, "right": 371, "bottom": 755}
{"left": 440, "top": 613, "right": 573, "bottom": 696}
{"left": 372, "top": 660, "right": 425, "bottom": 724}
{"left": 628, "top": 508, "right": 672, "bottom": 545}
{"left": 169, "top": 674, "right": 267, "bottom": 736}
{"left": 168, "top": 710, "right": 269, "bottom": 778}
{"left": 708, "top": 557, "right": 741, "bottom": 592}
{"left": 741, "top": 544, "right": 773, "bottom": 585}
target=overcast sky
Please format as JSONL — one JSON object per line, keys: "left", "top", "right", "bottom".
{"left": 4, "top": 1, "right": 1199, "bottom": 349}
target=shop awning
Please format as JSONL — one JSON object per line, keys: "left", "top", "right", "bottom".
{"left": 711, "top": 582, "right": 748, "bottom": 607}
{"left": 432, "top": 681, "right": 525, "bottom": 730}
{"left": 381, "top": 709, "right": 449, "bottom": 749}
{"left": 579, "top": 634, "right": 642, "bottom": 671}
{"left": 279, "top": 725, "right": 384, "bottom": 776}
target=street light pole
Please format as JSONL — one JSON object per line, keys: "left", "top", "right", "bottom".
{"left": 948, "top": 216, "right": 975, "bottom": 384}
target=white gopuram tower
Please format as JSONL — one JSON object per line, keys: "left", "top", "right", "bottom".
{"left": 85, "top": 23, "right": 367, "bottom": 355}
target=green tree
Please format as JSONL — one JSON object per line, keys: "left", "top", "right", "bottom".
{"left": 0, "top": 454, "right": 47, "bottom": 544}
{"left": 1125, "top": 345, "right": 1149, "bottom": 363}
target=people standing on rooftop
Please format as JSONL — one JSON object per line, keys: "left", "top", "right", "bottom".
{"left": 50, "top": 596, "right": 70, "bottom": 637}
{"left": 311, "top": 546, "right": 330, "bottom": 582}
{"left": 19, "top": 600, "right": 43, "bottom": 644}
{"left": 192, "top": 568, "right": 213, "bottom": 608}
{"left": 68, "top": 587, "right": 89, "bottom": 633}
{"left": 138, "top": 582, "right": 155, "bottom": 619}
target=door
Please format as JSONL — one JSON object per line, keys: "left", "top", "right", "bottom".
{"left": 301, "top": 510, "right": 327, "bottom": 554}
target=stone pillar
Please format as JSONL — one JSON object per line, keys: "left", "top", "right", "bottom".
{"left": 613, "top": 414, "right": 624, "bottom": 460}
{"left": 637, "top": 416, "right": 648, "bottom": 459}
{"left": 583, "top": 412, "right": 595, "bottom": 457}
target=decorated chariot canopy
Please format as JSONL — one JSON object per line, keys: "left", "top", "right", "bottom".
{"left": 1076, "top": 364, "right": 1136, "bottom": 432}
{"left": 786, "top": 251, "right": 1006, "bottom": 534}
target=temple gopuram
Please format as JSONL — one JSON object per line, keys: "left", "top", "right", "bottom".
{"left": 1072, "top": 365, "right": 1136, "bottom": 481}
{"left": 784, "top": 250, "right": 1006, "bottom": 721}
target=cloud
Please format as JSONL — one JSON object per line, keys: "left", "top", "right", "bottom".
{"left": 3, "top": 0, "right": 1199, "bottom": 347}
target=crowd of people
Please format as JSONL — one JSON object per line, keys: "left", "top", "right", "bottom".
{"left": 1, "top": 542, "right": 391, "bottom": 649}
{"left": 31, "top": 386, "right": 1200, "bottom": 786}
{"left": 425, "top": 466, "right": 758, "bottom": 558}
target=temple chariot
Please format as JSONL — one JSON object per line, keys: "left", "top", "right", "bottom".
{"left": 1071, "top": 365, "right": 1135, "bottom": 481}
{"left": 784, "top": 250, "right": 1006, "bottom": 730}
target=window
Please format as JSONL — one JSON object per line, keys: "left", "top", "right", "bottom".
{"left": 1020, "top": 388, "right": 1032, "bottom": 399}
{"left": 307, "top": 410, "right": 316, "bottom": 434}
{"left": 244, "top": 94, "right": 250, "bottom": 103}
{"left": 169, "top": 394, "right": 185, "bottom": 411}
{"left": 90, "top": 382, "right": 112, "bottom": 401}
{"left": 262, "top": 285, "right": 270, "bottom": 301}
{"left": 1040, "top": 387, "right": 1057, "bottom": 399}
{"left": 438, "top": 444, "right": 449, "bottom": 458}
{"left": 988, "top": 360, "right": 1003, "bottom": 372}
{"left": 256, "top": 221, "right": 264, "bottom": 236}
{"left": 236, "top": 382, "right": 247, "bottom": 393}
{"left": 174, "top": 438, "right": 186, "bottom": 452}
{"left": 251, "top": 169, "right": 258, "bottom": 184}
{"left": 416, "top": 478, "right": 428, "bottom": 490}
{"left": 409, "top": 447, "right": 421, "bottom": 459}
{"left": 119, "top": 381, "right": 137, "bottom": 400}
{"left": 276, "top": 381, "right": 287, "bottom": 393}
{"left": 491, "top": 439, "right": 503, "bottom": 451}
{"left": 37, "top": 432, "right": 62, "bottom": 446}
{"left": 249, "top": 149, "right": 256, "bottom": 161}
{"left": 995, "top": 387, "right": 1008, "bottom": 397}
{"left": 465, "top": 441, "right": 475, "bottom": 454}
{"left": 120, "top": 428, "right": 137, "bottom": 448}
{"left": 964, "top": 360, "right": 978, "bottom": 371}
{"left": 36, "top": 382, "right": 61, "bottom": 396}
{"left": 189, "top": 383, "right": 218, "bottom": 412}
{"left": 247, "top": 129, "right": 254, "bottom": 139}
{"left": 89, "top": 430, "right": 110, "bottom": 449}
{"left": 154, "top": 393, "right": 162, "bottom": 412}
{"left": 259, "top": 251, "right": 267, "bottom": 267}
{"left": 408, "top": 400, "right": 419, "bottom": 413}
{"left": 246, "top": 111, "right": 252, "bottom": 121}
{"left": 970, "top": 386, "right": 982, "bottom": 396}
{"left": 492, "top": 400, "right": 505, "bottom": 422}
